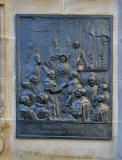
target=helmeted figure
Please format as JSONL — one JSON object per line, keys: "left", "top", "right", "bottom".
{"left": 70, "top": 88, "right": 92, "bottom": 121}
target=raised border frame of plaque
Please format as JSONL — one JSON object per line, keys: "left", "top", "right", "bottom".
{"left": 16, "top": 15, "right": 113, "bottom": 139}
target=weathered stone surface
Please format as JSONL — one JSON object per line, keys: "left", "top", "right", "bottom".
{"left": 118, "top": 0, "right": 122, "bottom": 154}
{"left": 64, "top": 0, "right": 116, "bottom": 14}
{"left": 19, "top": 151, "right": 110, "bottom": 160}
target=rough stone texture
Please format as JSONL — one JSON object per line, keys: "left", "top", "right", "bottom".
{"left": 0, "top": 3, "right": 10, "bottom": 160}
{"left": 0, "top": 0, "right": 118, "bottom": 160}
{"left": 64, "top": 0, "right": 116, "bottom": 14}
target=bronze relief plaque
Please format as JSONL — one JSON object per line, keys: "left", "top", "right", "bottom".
{"left": 16, "top": 15, "right": 113, "bottom": 139}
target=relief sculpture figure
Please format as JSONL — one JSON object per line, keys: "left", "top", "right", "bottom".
{"left": 43, "top": 68, "right": 67, "bottom": 119}
{"left": 49, "top": 53, "right": 71, "bottom": 83}
{"left": 70, "top": 88, "right": 92, "bottom": 121}
{"left": 91, "top": 82, "right": 110, "bottom": 122}
{"left": 19, "top": 91, "right": 36, "bottom": 120}
{"left": 91, "top": 94, "right": 110, "bottom": 122}
{"left": 25, "top": 42, "right": 41, "bottom": 95}
{"left": 85, "top": 75, "right": 98, "bottom": 106}
{"left": 65, "top": 71, "right": 82, "bottom": 108}
{"left": 28, "top": 42, "right": 41, "bottom": 76}
{"left": 56, "top": 54, "right": 71, "bottom": 75}
{"left": 97, "top": 83, "right": 109, "bottom": 105}
{"left": 30, "top": 92, "right": 51, "bottom": 120}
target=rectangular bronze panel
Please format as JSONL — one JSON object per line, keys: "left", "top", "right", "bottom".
{"left": 16, "top": 15, "right": 113, "bottom": 139}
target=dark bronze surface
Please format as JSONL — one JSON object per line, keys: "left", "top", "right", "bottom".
{"left": 16, "top": 15, "right": 113, "bottom": 139}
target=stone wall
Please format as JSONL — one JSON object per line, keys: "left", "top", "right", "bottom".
{"left": 0, "top": 0, "right": 118, "bottom": 160}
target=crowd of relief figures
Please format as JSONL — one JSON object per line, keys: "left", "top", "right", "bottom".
{"left": 19, "top": 38, "right": 111, "bottom": 123}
